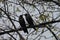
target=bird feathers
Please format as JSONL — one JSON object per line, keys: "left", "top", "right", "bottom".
{"left": 25, "top": 14, "right": 36, "bottom": 30}
{"left": 19, "top": 15, "right": 28, "bottom": 34}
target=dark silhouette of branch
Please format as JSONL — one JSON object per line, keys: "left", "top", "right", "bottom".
{"left": 0, "top": 19, "right": 60, "bottom": 35}
{"left": 47, "top": 26, "right": 58, "bottom": 40}
{"left": 2, "top": 0, "right": 16, "bottom": 40}
{"left": 0, "top": 1, "right": 60, "bottom": 39}
{"left": 15, "top": 1, "right": 60, "bottom": 40}
{"left": 2, "top": 15, "right": 19, "bottom": 22}
{"left": 8, "top": 1, "right": 41, "bottom": 14}
{"left": 0, "top": 29, "right": 16, "bottom": 40}
{"left": 0, "top": 8, "right": 25, "bottom": 40}
{"left": 0, "top": 7, "right": 60, "bottom": 40}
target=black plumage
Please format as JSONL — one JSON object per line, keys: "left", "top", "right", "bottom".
{"left": 19, "top": 15, "right": 28, "bottom": 34}
{"left": 25, "top": 14, "right": 36, "bottom": 30}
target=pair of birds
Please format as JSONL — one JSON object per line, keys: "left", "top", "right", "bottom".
{"left": 43, "top": 0, "right": 60, "bottom": 6}
{"left": 19, "top": 14, "right": 36, "bottom": 34}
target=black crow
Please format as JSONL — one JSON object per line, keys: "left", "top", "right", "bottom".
{"left": 25, "top": 14, "right": 36, "bottom": 30}
{"left": 19, "top": 15, "right": 28, "bottom": 34}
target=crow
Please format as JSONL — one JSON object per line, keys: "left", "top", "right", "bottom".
{"left": 19, "top": 15, "right": 28, "bottom": 34}
{"left": 25, "top": 14, "right": 36, "bottom": 30}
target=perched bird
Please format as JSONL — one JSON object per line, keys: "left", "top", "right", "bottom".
{"left": 25, "top": 13, "right": 36, "bottom": 30}
{"left": 19, "top": 15, "right": 28, "bottom": 34}
{"left": 43, "top": 0, "right": 60, "bottom": 6}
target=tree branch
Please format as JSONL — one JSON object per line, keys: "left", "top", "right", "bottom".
{"left": 0, "top": 19, "right": 60, "bottom": 35}
{"left": 0, "top": 8, "right": 25, "bottom": 40}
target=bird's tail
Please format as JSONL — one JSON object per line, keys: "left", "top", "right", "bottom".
{"left": 33, "top": 27, "right": 37, "bottom": 30}
{"left": 32, "top": 25, "right": 38, "bottom": 31}
{"left": 23, "top": 28, "right": 28, "bottom": 34}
